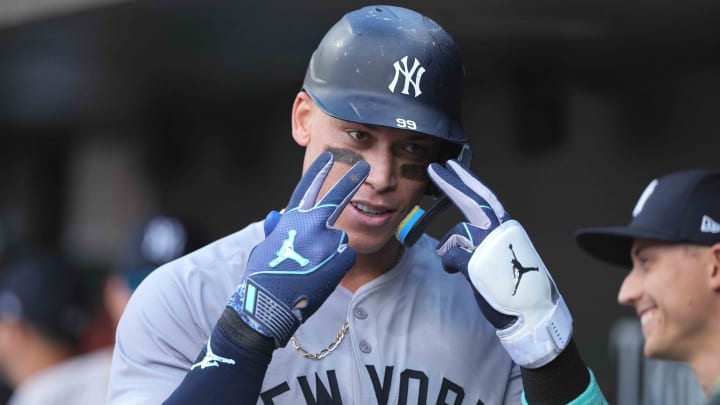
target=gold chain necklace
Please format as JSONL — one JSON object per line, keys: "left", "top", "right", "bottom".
{"left": 290, "top": 320, "right": 349, "bottom": 360}
{"left": 290, "top": 245, "right": 405, "bottom": 360}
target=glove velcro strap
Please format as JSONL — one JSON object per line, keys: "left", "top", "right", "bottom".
{"left": 498, "top": 296, "right": 573, "bottom": 369}
{"left": 242, "top": 279, "right": 298, "bottom": 347}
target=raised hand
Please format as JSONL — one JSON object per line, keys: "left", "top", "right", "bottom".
{"left": 229, "top": 152, "right": 369, "bottom": 347}
{"left": 428, "top": 160, "right": 572, "bottom": 368}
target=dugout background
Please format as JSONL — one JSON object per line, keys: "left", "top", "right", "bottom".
{"left": 1, "top": 0, "right": 719, "bottom": 402}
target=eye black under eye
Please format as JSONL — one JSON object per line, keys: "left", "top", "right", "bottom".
{"left": 326, "top": 147, "right": 363, "bottom": 166}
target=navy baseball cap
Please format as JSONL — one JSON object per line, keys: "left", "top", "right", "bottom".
{"left": 575, "top": 169, "right": 720, "bottom": 267}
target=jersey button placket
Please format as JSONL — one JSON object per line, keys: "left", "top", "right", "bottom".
{"left": 352, "top": 306, "right": 372, "bottom": 353}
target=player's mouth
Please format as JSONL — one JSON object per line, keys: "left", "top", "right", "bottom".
{"left": 349, "top": 201, "right": 394, "bottom": 226}
{"left": 351, "top": 202, "right": 389, "bottom": 216}
{"left": 638, "top": 307, "right": 657, "bottom": 336}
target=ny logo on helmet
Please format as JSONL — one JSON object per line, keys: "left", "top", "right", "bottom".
{"left": 388, "top": 56, "right": 426, "bottom": 98}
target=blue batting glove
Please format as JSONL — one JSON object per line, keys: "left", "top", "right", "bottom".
{"left": 229, "top": 152, "right": 369, "bottom": 347}
{"left": 429, "top": 160, "right": 573, "bottom": 368}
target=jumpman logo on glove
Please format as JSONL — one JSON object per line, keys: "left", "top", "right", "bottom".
{"left": 509, "top": 243, "right": 539, "bottom": 296}
{"left": 269, "top": 230, "right": 310, "bottom": 267}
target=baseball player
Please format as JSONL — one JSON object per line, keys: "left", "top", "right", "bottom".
{"left": 107, "top": 5, "right": 605, "bottom": 404}
{"left": 575, "top": 169, "right": 720, "bottom": 404}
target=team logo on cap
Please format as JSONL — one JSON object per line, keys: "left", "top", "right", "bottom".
{"left": 701, "top": 215, "right": 720, "bottom": 234}
{"left": 388, "top": 56, "right": 426, "bottom": 97}
{"left": 632, "top": 179, "right": 658, "bottom": 217}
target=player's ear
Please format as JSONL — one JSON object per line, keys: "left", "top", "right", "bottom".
{"left": 292, "top": 91, "right": 313, "bottom": 147}
{"left": 708, "top": 243, "right": 720, "bottom": 291}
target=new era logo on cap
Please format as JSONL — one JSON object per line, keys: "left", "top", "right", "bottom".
{"left": 575, "top": 169, "right": 720, "bottom": 267}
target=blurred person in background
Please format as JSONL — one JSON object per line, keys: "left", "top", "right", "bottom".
{"left": 105, "top": 214, "right": 206, "bottom": 329}
{"left": 73, "top": 214, "right": 206, "bottom": 400}
{"left": 0, "top": 213, "right": 35, "bottom": 404}
{"left": 0, "top": 252, "right": 99, "bottom": 405}
{"left": 0, "top": 214, "right": 204, "bottom": 405}
{"left": 576, "top": 169, "right": 720, "bottom": 404}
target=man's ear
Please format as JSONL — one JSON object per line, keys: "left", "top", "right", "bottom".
{"left": 709, "top": 243, "right": 720, "bottom": 291}
{"left": 291, "top": 92, "right": 314, "bottom": 147}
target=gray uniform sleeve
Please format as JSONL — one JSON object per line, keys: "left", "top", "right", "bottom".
{"left": 107, "top": 222, "right": 264, "bottom": 404}
{"left": 505, "top": 362, "right": 524, "bottom": 405}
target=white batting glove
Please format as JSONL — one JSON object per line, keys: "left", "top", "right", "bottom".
{"left": 428, "top": 160, "right": 572, "bottom": 369}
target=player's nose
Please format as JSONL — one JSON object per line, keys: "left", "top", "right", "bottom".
{"left": 363, "top": 153, "right": 397, "bottom": 193}
{"left": 617, "top": 266, "right": 642, "bottom": 306}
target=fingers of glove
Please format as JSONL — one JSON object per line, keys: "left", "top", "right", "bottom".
{"left": 427, "top": 163, "right": 497, "bottom": 229}
{"left": 317, "top": 160, "right": 370, "bottom": 227}
{"left": 438, "top": 244, "right": 473, "bottom": 274}
{"left": 436, "top": 222, "right": 494, "bottom": 256}
{"left": 445, "top": 160, "right": 508, "bottom": 221}
{"left": 439, "top": 247, "right": 517, "bottom": 329}
{"left": 285, "top": 153, "right": 369, "bottom": 225}
{"left": 286, "top": 151, "right": 334, "bottom": 211}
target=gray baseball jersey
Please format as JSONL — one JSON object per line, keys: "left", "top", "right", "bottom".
{"left": 108, "top": 220, "right": 522, "bottom": 404}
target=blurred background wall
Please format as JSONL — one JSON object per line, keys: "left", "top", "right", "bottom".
{"left": 1, "top": 0, "right": 719, "bottom": 402}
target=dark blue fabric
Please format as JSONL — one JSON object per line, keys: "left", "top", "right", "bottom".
{"left": 164, "top": 321, "right": 272, "bottom": 404}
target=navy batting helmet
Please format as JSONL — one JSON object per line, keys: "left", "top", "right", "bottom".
{"left": 302, "top": 5, "right": 467, "bottom": 147}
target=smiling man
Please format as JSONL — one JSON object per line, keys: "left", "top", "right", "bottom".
{"left": 576, "top": 169, "right": 720, "bottom": 403}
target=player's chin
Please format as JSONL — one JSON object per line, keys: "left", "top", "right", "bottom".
{"left": 338, "top": 214, "right": 401, "bottom": 251}
{"left": 345, "top": 227, "right": 398, "bottom": 255}
{"left": 642, "top": 335, "right": 672, "bottom": 360}
{"left": 642, "top": 340, "right": 656, "bottom": 358}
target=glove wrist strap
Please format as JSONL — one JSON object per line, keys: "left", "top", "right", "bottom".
{"left": 229, "top": 280, "right": 299, "bottom": 348}
{"left": 498, "top": 295, "right": 573, "bottom": 368}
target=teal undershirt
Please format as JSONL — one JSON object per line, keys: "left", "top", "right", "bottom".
{"left": 522, "top": 369, "right": 608, "bottom": 405}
